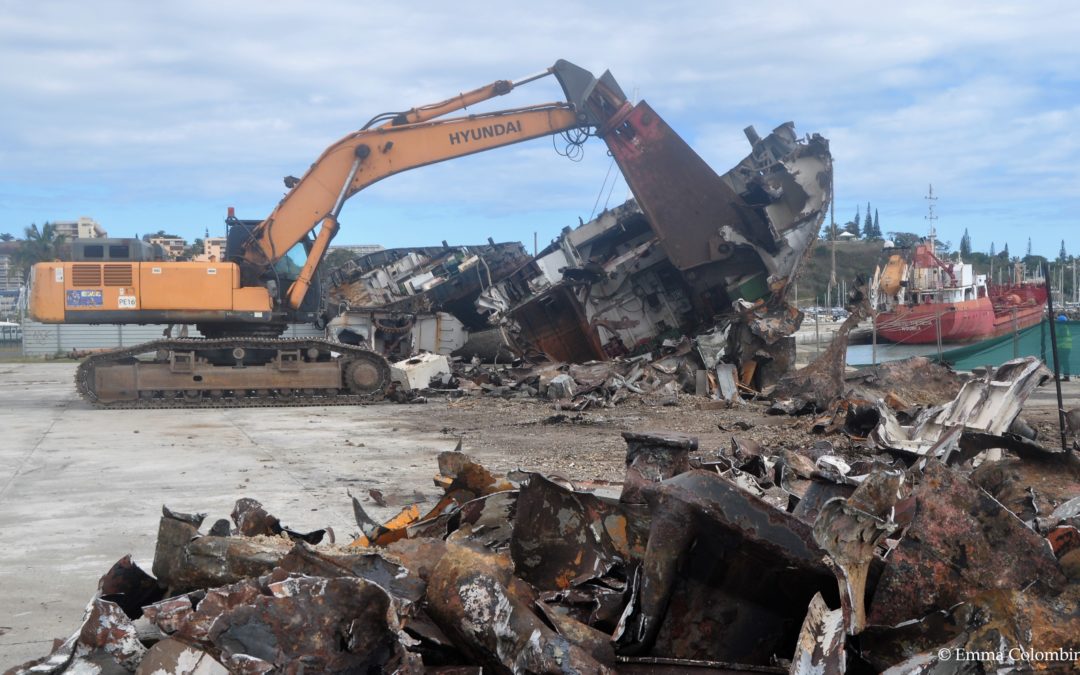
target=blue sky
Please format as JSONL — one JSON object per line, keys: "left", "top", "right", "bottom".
{"left": 2, "top": 1, "right": 1079, "bottom": 258}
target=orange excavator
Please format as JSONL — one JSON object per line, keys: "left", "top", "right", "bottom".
{"left": 27, "top": 59, "right": 786, "bottom": 406}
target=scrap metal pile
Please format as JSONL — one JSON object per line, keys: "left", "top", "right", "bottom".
{"left": 395, "top": 322, "right": 795, "bottom": 409}
{"left": 323, "top": 242, "right": 532, "bottom": 361}
{"left": 10, "top": 357, "right": 1079, "bottom": 674}
{"left": 321, "top": 123, "right": 831, "bottom": 393}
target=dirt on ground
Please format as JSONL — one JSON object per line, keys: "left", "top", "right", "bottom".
{"left": 398, "top": 393, "right": 854, "bottom": 483}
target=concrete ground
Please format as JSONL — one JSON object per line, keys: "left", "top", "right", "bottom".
{"left": 0, "top": 362, "right": 470, "bottom": 667}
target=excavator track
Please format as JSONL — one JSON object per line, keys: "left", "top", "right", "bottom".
{"left": 74, "top": 337, "right": 392, "bottom": 409}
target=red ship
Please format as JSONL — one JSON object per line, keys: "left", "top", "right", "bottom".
{"left": 872, "top": 190, "right": 1045, "bottom": 344}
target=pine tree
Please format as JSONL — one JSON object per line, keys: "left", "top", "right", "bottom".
{"left": 960, "top": 228, "right": 971, "bottom": 257}
{"left": 873, "top": 209, "right": 881, "bottom": 238}
{"left": 990, "top": 242, "right": 996, "bottom": 257}
{"left": 1026, "top": 237, "right": 1032, "bottom": 256}
{"left": 1059, "top": 239, "right": 1067, "bottom": 262}
{"left": 1003, "top": 242, "right": 1010, "bottom": 259}
{"left": 862, "top": 209, "right": 874, "bottom": 239}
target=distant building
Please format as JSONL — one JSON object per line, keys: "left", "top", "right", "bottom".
{"left": 149, "top": 236, "right": 188, "bottom": 260}
{"left": 53, "top": 216, "right": 107, "bottom": 240}
{"left": 330, "top": 244, "right": 385, "bottom": 257}
{"left": 0, "top": 288, "right": 20, "bottom": 319}
{"left": 0, "top": 241, "right": 20, "bottom": 290}
{"left": 194, "top": 237, "right": 227, "bottom": 262}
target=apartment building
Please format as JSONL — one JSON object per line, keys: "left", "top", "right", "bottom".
{"left": 52, "top": 216, "right": 107, "bottom": 241}
{"left": 193, "top": 237, "right": 227, "bottom": 262}
{"left": 148, "top": 236, "right": 188, "bottom": 260}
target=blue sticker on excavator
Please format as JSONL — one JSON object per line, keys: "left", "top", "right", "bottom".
{"left": 66, "top": 289, "right": 103, "bottom": 307}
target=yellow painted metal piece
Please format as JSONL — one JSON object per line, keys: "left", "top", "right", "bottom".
{"left": 347, "top": 504, "right": 423, "bottom": 548}
{"left": 138, "top": 262, "right": 234, "bottom": 310}
{"left": 27, "top": 262, "right": 66, "bottom": 321}
{"left": 879, "top": 254, "right": 908, "bottom": 297}
{"left": 232, "top": 287, "right": 272, "bottom": 312}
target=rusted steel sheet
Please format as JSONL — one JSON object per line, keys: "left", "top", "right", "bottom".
{"left": 276, "top": 543, "right": 427, "bottom": 603}
{"left": 771, "top": 300, "right": 866, "bottom": 414}
{"left": 539, "top": 583, "right": 630, "bottom": 633}
{"left": 97, "top": 554, "right": 164, "bottom": 620}
{"left": 1047, "top": 525, "right": 1080, "bottom": 558}
{"left": 448, "top": 490, "right": 518, "bottom": 551}
{"left": 231, "top": 497, "right": 282, "bottom": 536}
{"left": 605, "top": 110, "right": 831, "bottom": 298}
{"left": 620, "top": 430, "right": 696, "bottom": 505}
{"left": 231, "top": 497, "right": 328, "bottom": 544}
{"left": 508, "top": 283, "right": 608, "bottom": 363}
{"left": 511, "top": 474, "right": 643, "bottom": 591}
{"left": 789, "top": 479, "right": 854, "bottom": 525}
{"left": 162, "top": 579, "right": 265, "bottom": 643}
{"left": 535, "top": 601, "right": 618, "bottom": 666}
{"left": 619, "top": 470, "right": 834, "bottom": 664}
{"left": 13, "top": 596, "right": 152, "bottom": 673}
{"left": 643, "top": 471, "right": 828, "bottom": 571}
{"left": 603, "top": 101, "right": 747, "bottom": 273}
{"left": 152, "top": 510, "right": 291, "bottom": 593}
{"left": 867, "top": 461, "right": 1067, "bottom": 626}
{"left": 135, "top": 638, "right": 229, "bottom": 674}
{"left": 812, "top": 470, "right": 902, "bottom": 634}
{"left": 439, "top": 452, "right": 515, "bottom": 496}
{"left": 205, "top": 575, "right": 419, "bottom": 673}
{"left": 426, "top": 543, "right": 612, "bottom": 674}
{"left": 142, "top": 594, "right": 197, "bottom": 635}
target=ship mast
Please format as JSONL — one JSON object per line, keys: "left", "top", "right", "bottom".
{"left": 829, "top": 198, "right": 837, "bottom": 307}
{"left": 925, "top": 184, "right": 938, "bottom": 253}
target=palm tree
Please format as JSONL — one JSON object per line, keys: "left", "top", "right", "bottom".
{"left": 13, "top": 223, "right": 66, "bottom": 280}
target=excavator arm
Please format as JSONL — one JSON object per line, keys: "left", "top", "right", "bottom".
{"left": 236, "top": 60, "right": 632, "bottom": 309}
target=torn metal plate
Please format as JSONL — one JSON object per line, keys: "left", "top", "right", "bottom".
{"left": 867, "top": 461, "right": 1066, "bottom": 626}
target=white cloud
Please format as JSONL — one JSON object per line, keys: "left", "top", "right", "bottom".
{"left": 1, "top": 0, "right": 1080, "bottom": 255}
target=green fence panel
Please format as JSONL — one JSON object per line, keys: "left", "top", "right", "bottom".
{"left": 938, "top": 320, "right": 1078, "bottom": 375}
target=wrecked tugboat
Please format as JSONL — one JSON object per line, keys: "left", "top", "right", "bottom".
{"left": 323, "top": 122, "right": 833, "bottom": 394}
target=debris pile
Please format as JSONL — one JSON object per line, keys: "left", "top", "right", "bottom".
{"left": 449, "top": 340, "right": 700, "bottom": 408}
{"left": 413, "top": 323, "right": 800, "bottom": 409}
{"left": 9, "top": 368, "right": 1079, "bottom": 674}
{"left": 323, "top": 241, "right": 531, "bottom": 361}
{"left": 320, "top": 123, "right": 832, "bottom": 385}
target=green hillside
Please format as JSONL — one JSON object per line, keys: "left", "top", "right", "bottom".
{"left": 790, "top": 239, "right": 1076, "bottom": 307}
{"left": 792, "top": 239, "right": 886, "bottom": 306}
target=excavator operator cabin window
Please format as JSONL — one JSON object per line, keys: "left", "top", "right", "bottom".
{"left": 109, "top": 245, "right": 130, "bottom": 259}
{"left": 83, "top": 245, "right": 104, "bottom": 259}
{"left": 275, "top": 242, "right": 308, "bottom": 279}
